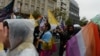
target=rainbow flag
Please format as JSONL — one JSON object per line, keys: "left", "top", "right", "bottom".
{"left": 66, "top": 22, "right": 100, "bottom": 56}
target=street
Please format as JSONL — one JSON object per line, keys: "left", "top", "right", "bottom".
{"left": 51, "top": 39, "right": 60, "bottom": 56}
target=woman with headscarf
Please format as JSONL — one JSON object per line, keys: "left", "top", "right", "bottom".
{"left": 2, "top": 19, "right": 38, "bottom": 56}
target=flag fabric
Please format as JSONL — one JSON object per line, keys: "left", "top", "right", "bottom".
{"left": 29, "top": 13, "right": 34, "bottom": 19}
{"left": 66, "top": 22, "right": 100, "bottom": 56}
{"left": 29, "top": 13, "right": 38, "bottom": 27}
{"left": 91, "top": 14, "right": 100, "bottom": 56}
{"left": 60, "top": 20, "right": 65, "bottom": 30}
{"left": 48, "top": 9, "right": 59, "bottom": 25}
{"left": 0, "top": 0, "right": 15, "bottom": 22}
{"left": 39, "top": 16, "right": 46, "bottom": 27}
{"left": 48, "top": 9, "right": 59, "bottom": 30}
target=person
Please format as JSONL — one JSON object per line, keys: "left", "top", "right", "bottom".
{"left": 56, "top": 26, "right": 68, "bottom": 56}
{"left": 2, "top": 19, "right": 38, "bottom": 56}
{"left": 33, "top": 25, "right": 40, "bottom": 47}
{"left": 0, "top": 23, "right": 6, "bottom": 56}
{"left": 34, "top": 25, "right": 45, "bottom": 53}
{"left": 73, "top": 24, "right": 81, "bottom": 35}
{"left": 67, "top": 25, "right": 75, "bottom": 40}
{"left": 38, "top": 23, "right": 52, "bottom": 56}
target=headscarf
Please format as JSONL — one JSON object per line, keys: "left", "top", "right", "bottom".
{"left": 4, "top": 19, "right": 39, "bottom": 56}
{"left": 4, "top": 19, "right": 34, "bottom": 50}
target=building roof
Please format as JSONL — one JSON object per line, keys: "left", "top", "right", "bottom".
{"left": 70, "top": 0, "right": 79, "bottom": 7}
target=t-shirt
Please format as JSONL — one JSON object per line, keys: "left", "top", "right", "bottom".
{"left": 41, "top": 31, "right": 52, "bottom": 43}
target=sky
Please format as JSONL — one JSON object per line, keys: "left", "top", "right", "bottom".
{"left": 75, "top": 0, "right": 100, "bottom": 20}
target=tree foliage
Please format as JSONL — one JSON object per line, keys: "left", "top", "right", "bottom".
{"left": 52, "top": 8, "right": 60, "bottom": 18}
{"left": 61, "top": 11, "right": 66, "bottom": 20}
{"left": 79, "top": 17, "right": 88, "bottom": 26}
{"left": 52, "top": 8, "right": 67, "bottom": 20}
{"left": 65, "top": 17, "right": 73, "bottom": 25}
{"left": 33, "top": 10, "right": 41, "bottom": 19}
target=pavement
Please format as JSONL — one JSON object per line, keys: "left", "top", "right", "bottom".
{"left": 51, "top": 39, "right": 60, "bottom": 56}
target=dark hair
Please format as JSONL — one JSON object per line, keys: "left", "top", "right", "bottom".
{"left": 45, "top": 23, "right": 51, "bottom": 31}
{"left": 67, "top": 25, "right": 74, "bottom": 28}
{"left": 3, "top": 21, "right": 9, "bottom": 29}
{"left": 67, "top": 25, "right": 74, "bottom": 31}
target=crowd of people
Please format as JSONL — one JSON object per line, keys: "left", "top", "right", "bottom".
{"left": 0, "top": 17, "right": 81, "bottom": 56}
{"left": 33, "top": 17, "right": 81, "bottom": 56}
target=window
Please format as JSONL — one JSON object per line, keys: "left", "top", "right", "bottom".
{"left": 31, "top": 0, "right": 35, "bottom": 4}
{"left": 26, "top": 0, "right": 29, "bottom": 3}
{"left": 37, "top": 7, "right": 39, "bottom": 10}
{"left": 37, "top": 0, "right": 40, "bottom": 7}
{"left": 32, "top": 0, "right": 35, "bottom": 2}
{"left": 41, "top": 0, "right": 44, "bottom": 4}
{"left": 41, "top": 8, "right": 44, "bottom": 14}
{"left": 9, "top": 0, "right": 12, "bottom": 1}
{"left": 24, "top": 4, "right": 28, "bottom": 12}
{"left": 31, "top": 5, "right": 34, "bottom": 12}
{"left": 0, "top": 0, "right": 4, "bottom": 6}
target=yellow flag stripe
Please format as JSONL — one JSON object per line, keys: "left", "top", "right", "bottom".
{"left": 48, "top": 9, "right": 59, "bottom": 25}
{"left": 0, "top": 43, "right": 3, "bottom": 51}
{"left": 29, "top": 14, "right": 38, "bottom": 26}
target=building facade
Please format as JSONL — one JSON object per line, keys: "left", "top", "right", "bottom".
{"left": 0, "top": 0, "right": 11, "bottom": 10}
{"left": 56, "top": 0, "right": 79, "bottom": 24}
{"left": 0, "top": 0, "right": 79, "bottom": 24}
{"left": 56, "top": 0, "right": 69, "bottom": 12}
{"left": 0, "top": 0, "right": 56, "bottom": 16}
{"left": 56, "top": 0, "right": 70, "bottom": 20}
{"left": 69, "top": 0, "right": 80, "bottom": 24}
{"left": 14, "top": 0, "right": 56, "bottom": 16}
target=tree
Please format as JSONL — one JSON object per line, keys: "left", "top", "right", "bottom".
{"left": 61, "top": 11, "right": 67, "bottom": 20}
{"left": 65, "top": 17, "right": 73, "bottom": 25}
{"left": 52, "top": 8, "right": 61, "bottom": 19}
{"left": 52, "top": 8, "right": 67, "bottom": 20}
{"left": 79, "top": 17, "right": 88, "bottom": 26}
{"left": 33, "top": 10, "right": 41, "bottom": 19}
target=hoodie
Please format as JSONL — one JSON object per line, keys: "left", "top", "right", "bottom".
{"left": 4, "top": 19, "right": 38, "bottom": 56}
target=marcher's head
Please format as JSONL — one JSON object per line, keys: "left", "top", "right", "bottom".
{"left": 55, "top": 26, "right": 63, "bottom": 33}
{"left": 3, "top": 19, "right": 34, "bottom": 50}
{"left": 67, "top": 25, "right": 74, "bottom": 33}
{"left": 42, "top": 23, "right": 51, "bottom": 31}
{"left": 64, "top": 25, "right": 67, "bottom": 31}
